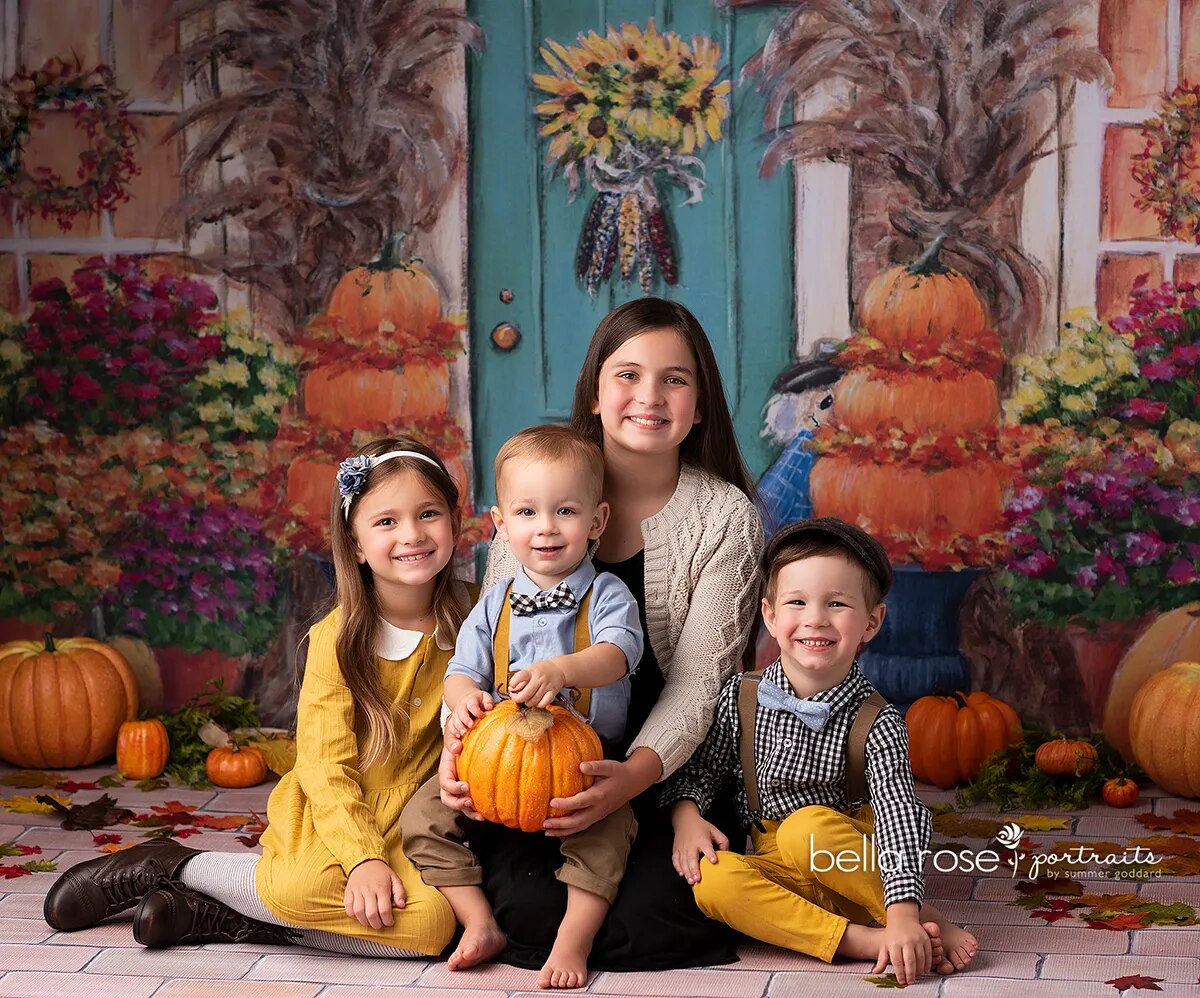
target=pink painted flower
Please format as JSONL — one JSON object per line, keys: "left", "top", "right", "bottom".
{"left": 1122, "top": 398, "right": 1169, "bottom": 421}
{"left": 1167, "top": 558, "right": 1200, "bottom": 584}
{"left": 1141, "top": 359, "right": 1177, "bottom": 381}
{"left": 1125, "top": 530, "right": 1168, "bottom": 566}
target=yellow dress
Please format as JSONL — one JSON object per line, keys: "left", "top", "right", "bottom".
{"left": 256, "top": 603, "right": 461, "bottom": 953}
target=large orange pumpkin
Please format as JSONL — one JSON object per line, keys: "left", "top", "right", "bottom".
{"left": 458, "top": 700, "right": 602, "bottom": 832}
{"left": 303, "top": 364, "right": 450, "bottom": 428}
{"left": 906, "top": 691, "right": 1022, "bottom": 789}
{"left": 1128, "top": 661, "right": 1200, "bottom": 797}
{"left": 326, "top": 259, "right": 441, "bottom": 339}
{"left": 1103, "top": 604, "right": 1200, "bottom": 762}
{"left": 810, "top": 457, "right": 1007, "bottom": 537}
{"left": 858, "top": 240, "right": 990, "bottom": 346}
{"left": 0, "top": 635, "right": 139, "bottom": 767}
{"left": 116, "top": 719, "right": 170, "bottom": 779}
{"left": 836, "top": 369, "right": 1000, "bottom": 437}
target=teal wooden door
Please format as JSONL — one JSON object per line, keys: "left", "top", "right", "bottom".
{"left": 468, "top": 0, "right": 793, "bottom": 505}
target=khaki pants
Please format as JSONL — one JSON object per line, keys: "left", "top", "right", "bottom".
{"left": 691, "top": 804, "right": 888, "bottom": 963}
{"left": 400, "top": 774, "right": 637, "bottom": 904}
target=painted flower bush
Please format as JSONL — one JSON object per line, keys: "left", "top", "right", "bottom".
{"left": 103, "top": 498, "right": 280, "bottom": 657}
{"left": 6, "top": 257, "right": 222, "bottom": 435}
{"left": 187, "top": 318, "right": 299, "bottom": 441}
{"left": 999, "top": 285, "right": 1200, "bottom": 625}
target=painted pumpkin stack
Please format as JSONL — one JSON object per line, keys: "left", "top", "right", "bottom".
{"left": 810, "top": 238, "right": 1011, "bottom": 558}
{"left": 283, "top": 249, "right": 470, "bottom": 538}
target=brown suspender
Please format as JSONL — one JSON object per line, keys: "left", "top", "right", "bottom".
{"left": 737, "top": 671, "right": 887, "bottom": 823}
{"left": 493, "top": 582, "right": 595, "bottom": 716}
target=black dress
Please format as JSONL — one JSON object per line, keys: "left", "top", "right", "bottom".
{"left": 471, "top": 550, "right": 742, "bottom": 971}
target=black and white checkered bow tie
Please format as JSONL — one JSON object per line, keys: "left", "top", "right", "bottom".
{"left": 509, "top": 581, "right": 576, "bottom": 615}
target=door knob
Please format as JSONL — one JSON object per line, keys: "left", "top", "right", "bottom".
{"left": 491, "top": 322, "right": 521, "bottom": 351}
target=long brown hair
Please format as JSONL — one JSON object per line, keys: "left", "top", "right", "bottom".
{"left": 324, "top": 436, "right": 468, "bottom": 770}
{"left": 570, "top": 297, "right": 756, "bottom": 497}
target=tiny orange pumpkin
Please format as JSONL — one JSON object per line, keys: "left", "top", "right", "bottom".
{"left": 205, "top": 744, "right": 268, "bottom": 788}
{"left": 116, "top": 719, "right": 170, "bottom": 780}
{"left": 1034, "top": 737, "right": 1098, "bottom": 777}
{"left": 1101, "top": 777, "right": 1139, "bottom": 808}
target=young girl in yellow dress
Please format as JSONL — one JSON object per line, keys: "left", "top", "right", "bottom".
{"left": 44, "top": 436, "right": 473, "bottom": 958}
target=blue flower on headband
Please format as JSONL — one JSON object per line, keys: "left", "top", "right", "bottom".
{"left": 337, "top": 455, "right": 373, "bottom": 500}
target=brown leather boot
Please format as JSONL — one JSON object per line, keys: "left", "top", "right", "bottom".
{"left": 133, "top": 881, "right": 300, "bottom": 948}
{"left": 43, "top": 839, "right": 201, "bottom": 931}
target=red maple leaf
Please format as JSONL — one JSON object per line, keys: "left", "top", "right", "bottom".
{"left": 92, "top": 833, "right": 121, "bottom": 846}
{"left": 1105, "top": 974, "right": 1164, "bottom": 993}
{"left": 1031, "top": 909, "right": 1074, "bottom": 923}
{"left": 1088, "top": 912, "right": 1150, "bottom": 931}
{"left": 56, "top": 780, "right": 99, "bottom": 793}
{"left": 191, "top": 814, "right": 252, "bottom": 831}
{"left": 15, "top": 844, "right": 41, "bottom": 856}
{"left": 171, "top": 827, "right": 202, "bottom": 840}
{"left": 0, "top": 864, "right": 32, "bottom": 879}
{"left": 147, "top": 802, "right": 199, "bottom": 828}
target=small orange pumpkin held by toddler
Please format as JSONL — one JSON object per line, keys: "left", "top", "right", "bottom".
{"left": 205, "top": 744, "right": 268, "bottom": 788}
{"left": 457, "top": 699, "right": 602, "bottom": 833}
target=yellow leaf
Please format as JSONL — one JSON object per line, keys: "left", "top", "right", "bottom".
{"left": 100, "top": 842, "right": 137, "bottom": 853}
{"left": 2, "top": 793, "right": 70, "bottom": 814}
{"left": 1014, "top": 815, "right": 1071, "bottom": 832}
{"left": 247, "top": 738, "right": 296, "bottom": 777}
{"left": 0, "top": 771, "right": 66, "bottom": 789}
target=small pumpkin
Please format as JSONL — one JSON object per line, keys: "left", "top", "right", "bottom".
{"left": 1101, "top": 777, "right": 1139, "bottom": 808}
{"left": 857, "top": 237, "right": 990, "bottom": 346}
{"left": 116, "top": 719, "right": 170, "bottom": 779}
{"left": 205, "top": 743, "right": 269, "bottom": 788}
{"left": 1128, "top": 660, "right": 1200, "bottom": 798}
{"left": 457, "top": 699, "right": 602, "bottom": 832}
{"left": 905, "top": 690, "right": 1022, "bottom": 789}
{"left": 1034, "top": 737, "right": 1099, "bottom": 777}
{"left": 0, "top": 634, "right": 139, "bottom": 767}
{"left": 835, "top": 368, "right": 1000, "bottom": 437}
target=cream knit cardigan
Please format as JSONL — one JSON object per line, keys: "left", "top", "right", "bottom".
{"left": 483, "top": 463, "right": 764, "bottom": 779}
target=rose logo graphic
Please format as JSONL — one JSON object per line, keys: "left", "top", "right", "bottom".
{"left": 994, "top": 822, "right": 1024, "bottom": 850}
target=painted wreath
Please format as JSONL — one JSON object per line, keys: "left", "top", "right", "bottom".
{"left": 1132, "top": 82, "right": 1200, "bottom": 242}
{"left": 0, "top": 58, "right": 139, "bottom": 230}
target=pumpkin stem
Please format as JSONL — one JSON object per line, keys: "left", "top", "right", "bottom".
{"left": 909, "top": 233, "right": 949, "bottom": 276}
{"left": 42, "top": 633, "right": 55, "bottom": 653}
{"left": 371, "top": 231, "right": 417, "bottom": 274}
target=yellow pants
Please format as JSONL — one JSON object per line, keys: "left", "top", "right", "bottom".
{"left": 692, "top": 804, "right": 887, "bottom": 963}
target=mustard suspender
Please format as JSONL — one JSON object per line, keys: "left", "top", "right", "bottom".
{"left": 493, "top": 582, "right": 595, "bottom": 716}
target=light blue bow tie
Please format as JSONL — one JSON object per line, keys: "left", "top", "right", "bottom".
{"left": 758, "top": 677, "right": 831, "bottom": 732}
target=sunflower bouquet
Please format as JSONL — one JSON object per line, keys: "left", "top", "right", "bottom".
{"left": 532, "top": 20, "right": 731, "bottom": 294}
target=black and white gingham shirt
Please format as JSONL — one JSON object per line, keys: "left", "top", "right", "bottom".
{"left": 662, "top": 660, "right": 931, "bottom": 907}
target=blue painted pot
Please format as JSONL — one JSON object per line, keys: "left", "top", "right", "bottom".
{"left": 858, "top": 565, "right": 983, "bottom": 714}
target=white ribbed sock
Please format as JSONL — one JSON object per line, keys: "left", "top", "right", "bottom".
{"left": 178, "top": 851, "right": 425, "bottom": 958}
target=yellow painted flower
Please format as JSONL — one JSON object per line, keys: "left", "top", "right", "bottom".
{"left": 233, "top": 410, "right": 258, "bottom": 433}
{"left": 254, "top": 391, "right": 287, "bottom": 413}
{"left": 1060, "top": 391, "right": 1097, "bottom": 414}
{"left": 259, "top": 366, "right": 283, "bottom": 390}
{"left": 223, "top": 359, "right": 251, "bottom": 387}
{"left": 0, "top": 339, "right": 25, "bottom": 367}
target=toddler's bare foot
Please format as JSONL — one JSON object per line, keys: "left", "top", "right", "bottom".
{"left": 537, "top": 935, "right": 590, "bottom": 989}
{"left": 933, "top": 921, "right": 978, "bottom": 974}
{"left": 835, "top": 922, "right": 885, "bottom": 961}
{"left": 447, "top": 919, "right": 507, "bottom": 971}
{"left": 923, "top": 921, "right": 946, "bottom": 970}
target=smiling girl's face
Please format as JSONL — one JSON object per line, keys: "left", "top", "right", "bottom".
{"left": 352, "top": 468, "right": 458, "bottom": 593}
{"left": 592, "top": 327, "right": 702, "bottom": 458}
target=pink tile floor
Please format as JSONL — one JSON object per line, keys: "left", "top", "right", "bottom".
{"left": 2, "top": 764, "right": 1198, "bottom": 996}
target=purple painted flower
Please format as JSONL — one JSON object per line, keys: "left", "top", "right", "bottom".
{"left": 1008, "top": 486, "right": 1045, "bottom": 516}
{"left": 1063, "top": 494, "right": 1094, "bottom": 519}
{"left": 1142, "top": 359, "right": 1177, "bottom": 382}
{"left": 1075, "top": 564, "right": 1100, "bottom": 589}
{"left": 1012, "top": 550, "right": 1057, "bottom": 578}
{"left": 1125, "top": 531, "right": 1169, "bottom": 566}
{"left": 1167, "top": 559, "right": 1200, "bottom": 584}
{"left": 1095, "top": 550, "right": 1129, "bottom": 586}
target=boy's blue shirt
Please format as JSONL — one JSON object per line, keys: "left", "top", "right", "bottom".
{"left": 445, "top": 556, "right": 643, "bottom": 744}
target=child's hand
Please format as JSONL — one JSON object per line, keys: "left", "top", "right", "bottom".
{"left": 670, "top": 803, "right": 729, "bottom": 885}
{"left": 447, "top": 689, "right": 494, "bottom": 741}
{"left": 873, "top": 908, "right": 932, "bottom": 986}
{"left": 508, "top": 658, "right": 567, "bottom": 708}
{"left": 345, "top": 858, "right": 405, "bottom": 930}
{"left": 437, "top": 743, "right": 484, "bottom": 821}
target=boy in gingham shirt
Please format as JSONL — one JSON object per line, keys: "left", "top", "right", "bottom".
{"left": 664, "top": 517, "right": 978, "bottom": 985}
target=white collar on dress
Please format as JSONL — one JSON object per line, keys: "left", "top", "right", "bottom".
{"left": 377, "top": 618, "right": 425, "bottom": 660}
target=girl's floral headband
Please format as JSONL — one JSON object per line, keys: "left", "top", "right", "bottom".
{"left": 337, "top": 450, "right": 442, "bottom": 519}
